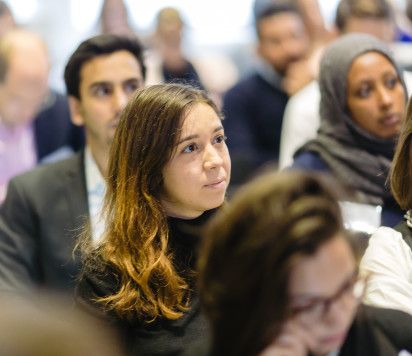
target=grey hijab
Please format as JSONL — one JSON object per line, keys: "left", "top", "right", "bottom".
{"left": 297, "top": 33, "right": 407, "bottom": 205}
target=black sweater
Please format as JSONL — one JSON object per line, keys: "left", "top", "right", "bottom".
{"left": 76, "top": 210, "right": 215, "bottom": 356}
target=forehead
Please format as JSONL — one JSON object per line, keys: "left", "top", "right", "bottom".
{"left": 258, "top": 11, "right": 304, "bottom": 36}
{"left": 288, "top": 235, "right": 356, "bottom": 296}
{"left": 348, "top": 51, "right": 395, "bottom": 83}
{"left": 79, "top": 50, "right": 142, "bottom": 87}
{"left": 179, "top": 102, "right": 220, "bottom": 133}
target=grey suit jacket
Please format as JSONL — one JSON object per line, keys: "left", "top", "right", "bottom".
{"left": 0, "top": 152, "right": 88, "bottom": 292}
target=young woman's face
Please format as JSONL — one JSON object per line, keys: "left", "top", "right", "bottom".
{"left": 161, "top": 103, "right": 231, "bottom": 219}
{"left": 287, "top": 235, "right": 360, "bottom": 355}
{"left": 347, "top": 51, "right": 405, "bottom": 139}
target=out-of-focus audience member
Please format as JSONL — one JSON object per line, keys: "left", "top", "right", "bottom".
{"left": 0, "top": 0, "right": 16, "bottom": 36}
{"left": 0, "top": 34, "right": 145, "bottom": 293}
{"left": 291, "top": 33, "right": 407, "bottom": 228}
{"left": 99, "top": 0, "right": 134, "bottom": 35}
{"left": 0, "top": 29, "right": 82, "bottom": 203}
{"left": 360, "top": 98, "right": 412, "bottom": 316}
{"left": 0, "top": 292, "right": 124, "bottom": 356}
{"left": 145, "top": 7, "right": 204, "bottom": 90}
{"left": 222, "top": 2, "right": 310, "bottom": 187}
{"left": 196, "top": 170, "right": 412, "bottom": 356}
{"left": 195, "top": 172, "right": 412, "bottom": 356}
{"left": 279, "top": 0, "right": 409, "bottom": 169}
{"left": 76, "top": 83, "right": 230, "bottom": 356}
{"left": 253, "top": 0, "right": 331, "bottom": 44}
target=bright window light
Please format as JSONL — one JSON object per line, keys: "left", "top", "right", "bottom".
{"left": 6, "top": 0, "right": 38, "bottom": 24}
{"left": 70, "top": 0, "right": 103, "bottom": 32}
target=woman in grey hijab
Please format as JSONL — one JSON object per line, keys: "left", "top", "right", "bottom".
{"left": 291, "top": 32, "right": 407, "bottom": 227}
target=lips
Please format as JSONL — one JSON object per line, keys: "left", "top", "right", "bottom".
{"left": 380, "top": 113, "right": 401, "bottom": 127}
{"left": 205, "top": 178, "right": 226, "bottom": 189}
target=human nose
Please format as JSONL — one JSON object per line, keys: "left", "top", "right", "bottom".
{"left": 204, "top": 144, "right": 223, "bottom": 170}
{"left": 112, "top": 88, "right": 129, "bottom": 112}
{"left": 377, "top": 85, "right": 393, "bottom": 109}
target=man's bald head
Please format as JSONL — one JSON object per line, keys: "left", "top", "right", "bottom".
{"left": 0, "top": 29, "right": 50, "bottom": 127}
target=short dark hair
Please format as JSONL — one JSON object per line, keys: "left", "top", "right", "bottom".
{"left": 254, "top": 2, "right": 300, "bottom": 38}
{"left": 335, "top": 0, "right": 394, "bottom": 31}
{"left": 64, "top": 34, "right": 146, "bottom": 99}
{"left": 391, "top": 98, "right": 412, "bottom": 210}
{"left": 198, "top": 171, "right": 352, "bottom": 356}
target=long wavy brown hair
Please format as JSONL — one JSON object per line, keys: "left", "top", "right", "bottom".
{"left": 83, "top": 83, "right": 220, "bottom": 322}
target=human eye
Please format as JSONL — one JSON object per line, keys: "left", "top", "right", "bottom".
{"left": 91, "top": 84, "right": 112, "bottom": 97}
{"left": 290, "top": 299, "right": 324, "bottom": 319}
{"left": 356, "top": 84, "right": 371, "bottom": 98}
{"left": 182, "top": 143, "right": 199, "bottom": 153}
{"left": 123, "top": 79, "right": 141, "bottom": 94}
{"left": 384, "top": 75, "right": 399, "bottom": 89}
{"left": 213, "top": 134, "right": 227, "bottom": 145}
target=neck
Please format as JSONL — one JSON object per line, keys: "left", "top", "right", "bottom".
{"left": 88, "top": 144, "right": 109, "bottom": 177}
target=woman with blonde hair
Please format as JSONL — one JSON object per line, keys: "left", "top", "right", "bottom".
{"left": 76, "top": 83, "right": 230, "bottom": 355}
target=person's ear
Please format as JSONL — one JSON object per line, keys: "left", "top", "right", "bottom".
{"left": 68, "top": 96, "right": 84, "bottom": 126}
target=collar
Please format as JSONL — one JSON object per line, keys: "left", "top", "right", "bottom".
{"left": 254, "top": 58, "right": 283, "bottom": 91}
{"left": 84, "top": 147, "right": 106, "bottom": 242}
{"left": 85, "top": 147, "right": 105, "bottom": 195}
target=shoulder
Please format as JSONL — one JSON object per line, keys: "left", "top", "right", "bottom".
{"left": 9, "top": 153, "right": 82, "bottom": 190}
{"left": 224, "top": 73, "right": 266, "bottom": 98}
{"left": 340, "top": 304, "right": 412, "bottom": 355}
{"left": 366, "top": 226, "right": 409, "bottom": 251}
{"left": 289, "top": 151, "right": 329, "bottom": 171}
{"left": 360, "top": 305, "right": 412, "bottom": 350}
{"left": 4, "top": 153, "right": 83, "bottom": 209}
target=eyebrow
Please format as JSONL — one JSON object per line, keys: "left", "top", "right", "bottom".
{"left": 177, "top": 125, "right": 223, "bottom": 145}
{"left": 88, "top": 81, "right": 111, "bottom": 92}
{"left": 88, "top": 77, "right": 142, "bottom": 92}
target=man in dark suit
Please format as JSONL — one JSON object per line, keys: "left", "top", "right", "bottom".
{"left": 0, "top": 34, "right": 146, "bottom": 293}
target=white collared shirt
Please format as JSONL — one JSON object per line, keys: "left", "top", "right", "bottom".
{"left": 84, "top": 147, "right": 106, "bottom": 243}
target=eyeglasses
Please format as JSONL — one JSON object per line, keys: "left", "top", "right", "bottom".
{"left": 289, "top": 272, "right": 367, "bottom": 323}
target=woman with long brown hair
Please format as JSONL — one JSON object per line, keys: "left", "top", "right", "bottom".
{"left": 76, "top": 83, "right": 230, "bottom": 355}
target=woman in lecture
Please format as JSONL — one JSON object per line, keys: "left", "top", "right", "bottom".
{"left": 76, "top": 83, "right": 231, "bottom": 356}
{"left": 291, "top": 33, "right": 407, "bottom": 227}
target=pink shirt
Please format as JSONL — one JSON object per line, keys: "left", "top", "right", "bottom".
{"left": 0, "top": 120, "right": 37, "bottom": 203}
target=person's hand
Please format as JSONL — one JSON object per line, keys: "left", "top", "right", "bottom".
{"left": 282, "top": 44, "right": 325, "bottom": 96}
{"left": 259, "top": 319, "right": 317, "bottom": 356}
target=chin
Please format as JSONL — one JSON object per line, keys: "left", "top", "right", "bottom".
{"left": 204, "top": 198, "right": 225, "bottom": 211}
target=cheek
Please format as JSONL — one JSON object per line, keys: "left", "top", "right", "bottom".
{"left": 395, "top": 89, "right": 406, "bottom": 111}
{"left": 349, "top": 101, "right": 376, "bottom": 125}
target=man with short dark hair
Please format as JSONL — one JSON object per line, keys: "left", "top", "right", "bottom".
{"left": 222, "top": 3, "right": 310, "bottom": 186}
{"left": 0, "top": 34, "right": 146, "bottom": 293}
